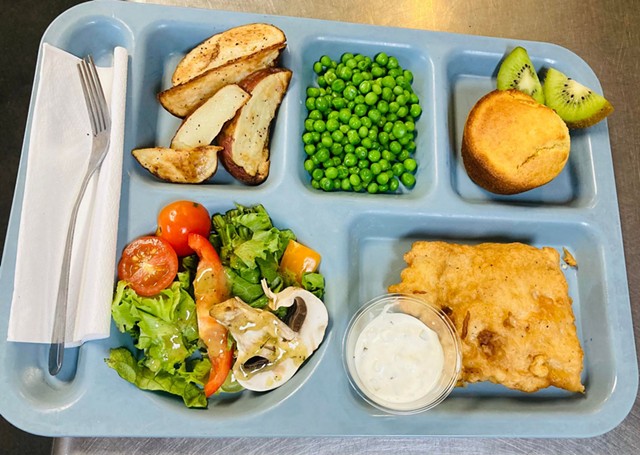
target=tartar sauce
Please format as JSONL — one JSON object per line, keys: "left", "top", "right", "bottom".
{"left": 354, "top": 307, "right": 444, "bottom": 404}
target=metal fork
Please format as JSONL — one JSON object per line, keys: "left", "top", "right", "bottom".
{"left": 49, "top": 55, "right": 111, "bottom": 376}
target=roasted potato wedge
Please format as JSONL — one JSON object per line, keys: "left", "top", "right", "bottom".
{"left": 217, "top": 68, "right": 292, "bottom": 185}
{"left": 170, "top": 84, "right": 250, "bottom": 150}
{"left": 159, "top": 44, "right": 285, "bottom": 118}
{"left": 172, "top": 23, "right": 286, "bottom": 85}
{"left": 132, "top": 146, "right": 221, "bottom": 183}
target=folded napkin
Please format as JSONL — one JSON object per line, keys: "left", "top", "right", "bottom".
{"left": 7, "top": 44, "right": 128, "bottom": 346}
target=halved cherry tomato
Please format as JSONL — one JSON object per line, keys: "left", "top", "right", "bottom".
{"left": 156, "top": 201, "right": 211, "bottom": 257}
{"left": 117, "top": 236, "right": 178, "bottom": 296}
{"left": 279, "top": 239, "right": 321, "bottom": 284}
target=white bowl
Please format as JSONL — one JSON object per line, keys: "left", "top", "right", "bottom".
{"left": 343, "top": 293, "right": 461, "bottom": 414}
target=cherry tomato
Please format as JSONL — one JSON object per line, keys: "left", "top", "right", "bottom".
{"left": 156, "top": 201, "right": 211, "bottom": 256}
{"left": 117, "top": 236, "right": 178, "bottom": 296}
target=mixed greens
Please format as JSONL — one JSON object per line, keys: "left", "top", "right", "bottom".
{"left": 106, "top": 203, "right": 325, "bottom": 408}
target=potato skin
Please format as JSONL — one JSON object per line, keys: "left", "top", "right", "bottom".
{"left": 216, "top": 68, "right": 292, "bottom": 185}
{"left": 132, "top": 146, "right": 221, "bottom": 183}
{"left": 172, "top": 23, "right": 286, "bottom": 86}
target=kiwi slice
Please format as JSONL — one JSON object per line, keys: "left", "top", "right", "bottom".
{"left": 497, "top": 46, "right": 545, "bottom": 104}
{"left": 543, "top": 67, "right": 614, "bottom": 129}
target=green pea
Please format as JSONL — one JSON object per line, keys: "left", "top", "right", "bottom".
{"left": 339, "top": 124, "right": 350, "bottom": 134}
{"left": 324, "top": 71, "right": 337, "bottom": 85}
{"left": 381, "top": 149, "right": 393, "bottom": 161}
{"left": 389, "top": 177, "right": 400, "bottom": 192}
{"left": 343, "top": 85, "right": 358, "bottom": 101}
{"left": 304, "top": 144, "right": 316, "bottom": 155}
{"left": 344, "top": 153, "right": 358, "bottom": 167}
{"left": 389, "top": 141, "right": 402, "bottom": 154}
{"left": 309, "top": 109, "right": 322, "bottom": 120}
{"left": 364, "top": 92, "right": 379, "bottom": 106}
{"left": 313, "top": 61, "right": 323, "bottom": 74}
{"left": 337, "top": 66, "right": 353, "bottom": 81}
{"left": 305, "top": 97, "right": 316, "bottom": 111}
{"left": 307, "top": 87, "right": 320, "bottom": 97}
{"left": 360, "top": 168, "right": 373, "bottom": 183}
{"left": 331, "top": 79, "right": 346, "bottom": 93}
{"left": 377, "top": 100, "right": 389, "bottom": 114}
{"left": 371, "top": 65, "right": 385, "bottom": 77}
{"left": 332, "top": 97, "right": 346, "bottom": 109}
{"left": 361, "top": 116, "right": 372, "bottom": 128}
{"left": 331, "top": 143, "right": 343, "bottom": 156}
{"left": 347, "top": 129, "right": 361, "bottom": 145}
{"left": 315, "top": 147, "right": 330, "bottom": 163}
{"left": 304, "top": 159, "right": 316, "bottom": 173}
{"left": 383, "top": 122, "right": 394, "bottom": 133}
{"left": 321, "top": 136, "right": 333, "bottom": 148}
{"left": 338, "top": 108, "right": 352, "bottom": 123}
{"left": 331, "top": 129, "right": 344, "bottom": 142}
{"left": 410, "top": 93, "right": 419, "bottom": 104}
{"left": 313, "top": 119, "right": 326, "bottom": 132}
{"left": 311, "top": 180, "right": 320, "bottom": 189}
{"left": 376, "top": 172, "right": 389, "bottom": 185}
{"left": 358, "top": 159, "right": 370, "bottom": 169}
{"left": 354, "top": 94, "right": 365, "bottom": 105}
{"left": 386, "top": 113, "right": 398, "bottom": 122}
{"left": 337, "top": 165, "right": 349, "bottom": 179}
{"left": 358, "top": 80, "right": 372, "bottom": 94}
{"left": 379, "top": 158, "right": 390, "bottom": 171}
{"left": 341, "top": 178, "right": 352, "bottom": 191}
{"left": 312, "top": 168, "right": 324, "bottom": 181}
{"left": 404, "top": 158, "right": 417, "bottom": 172}
{"left": 341, "top": 53, "right": 354, "bottom": 63}
{"left": 354, "top": 103, "right": 368, "bottom": 117}
{"left": 361, "top": 137, "right": 373, "bottom": 149}
{"left": 302, "top": 132, "right": 315, "bottom": 145}
{"left": 392, "top": 122, "right": 407, "bottom": 140}
{"left": 392, "top": 161, "right": 405, "bottom": 177}
{"left": 375, "top": 52, "right": 389, "bottom": 66}
{"left": 410, "top": 104, "right": 422, "bottom": 118}
{"left": 305, "top": 118, "right": 315, "bottom": 132}
{"left": 320, "top": 177, "right": 333, "bottom": 191}
{"left": 324, "top": 118, "right": 338, "bottom": 132}
{"left": 400, "top": 172, "right": 416, "bottom": 188}
{"left": 344, "top": 143, "right": 355, "bottom": 154}
{"left": 368, "top": 128, "right": 378, "bottom": 142}
{"left": 378, "top": 183, "right": 389, "bottom": 192}
{"left": 368, "top": 149, "right": 381, "bottom": 163}
{"left": 317, "top": 75, "right": 327, "bottom": 87}
{"left": 325, "top": 166, "right": 339, "bottom": 179}
{"left": 398, "top": 134, "right": 411, "bottom": 146}
{"left": 370, "top": 162, "right": 382, "bottom": 175}
{"left": 382, "top": 75, "right": 396, "bottom": 88}
{"left": 345, "top": 58, "right": 357, "bottom": 69}
{"left": 378, "top": 131, "right": 389, "bottom": 145}
{"left": 367, "top": 182, "right": 379, "bottom": 194}
{"left": 320, "top": 55, "right": 332, "bottom": 67}
{"left": 406, "top": 141, "right": 416, "bottom": 153}
{"left": 397, "top": 149, "right": 410, "bottom": 161}
{"left": 372, "top": 83, "right": 382, "bottom": 95}
{"left": 355, "top": 146, "right": 368, "bottom": 160}
{"left": 349, "top": 174, "right": 361, "bottom": 186}
{"left": 397, "top": 106, "right": 409, "bottom": 118}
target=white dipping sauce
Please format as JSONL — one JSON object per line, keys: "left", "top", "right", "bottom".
{"left": 354, "top": 307, "right": 444, "bottom": 404}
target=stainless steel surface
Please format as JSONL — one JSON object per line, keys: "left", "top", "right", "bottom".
{"left": 29, "top": 0, "right": 640, "bottom": 452}
{"left": 49, "top": 55, "right": 111, "bottom": 376}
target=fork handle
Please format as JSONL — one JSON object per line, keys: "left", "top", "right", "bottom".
{"left": 48, "top": 169, "right": 96, "bottom": 376}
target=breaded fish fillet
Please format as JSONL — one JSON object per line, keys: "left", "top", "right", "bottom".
{"left": 388, "top": 241, "right": 584, "bottom": 393}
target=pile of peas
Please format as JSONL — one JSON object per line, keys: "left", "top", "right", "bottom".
{"left": 303, "top": 52, "right": 421, "bottom": 193}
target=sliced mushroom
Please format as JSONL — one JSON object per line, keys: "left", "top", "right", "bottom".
{"left": 210, "top": 296, "right": 317, "bottom": 392}
{"left": 261, "top": 280, "right": 328, "bottom": 354}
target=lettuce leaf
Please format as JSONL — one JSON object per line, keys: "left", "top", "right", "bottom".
{"left": 108, "top": 275, "right": 207, "bottom": 407}
{"left": 105, "top": 347, "right": 208, "bottom": 408}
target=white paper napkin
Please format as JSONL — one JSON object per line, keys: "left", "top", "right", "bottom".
{"left": 7, "top": 44, "right": 128, "bottom": 347}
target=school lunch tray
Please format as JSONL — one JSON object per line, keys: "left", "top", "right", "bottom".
{"left": 0, "top": 0, "right": 637, "bottom": 439}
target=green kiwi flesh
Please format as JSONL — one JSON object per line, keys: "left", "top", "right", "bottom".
{"left": 543, "top": 67, "right": 613, "bottom": 129}
{"left": 497, "top": 46, "right": 545, "bottom": 104}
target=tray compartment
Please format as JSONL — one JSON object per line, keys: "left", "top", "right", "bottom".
{"left": 295, "top": 34, "right": 436, "bottom": 199}
{"left": 128, "top": 19, "right": 293, "bottom": 189}
{"left": 347, "top": 212, "right": 615, "bottom": 410}
{"left": 445, "top": 48, "right": 597, "bottom": 207}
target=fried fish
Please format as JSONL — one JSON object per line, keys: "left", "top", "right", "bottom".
{"left": 388, "top": 241, "right": 584, "bottom": 393}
